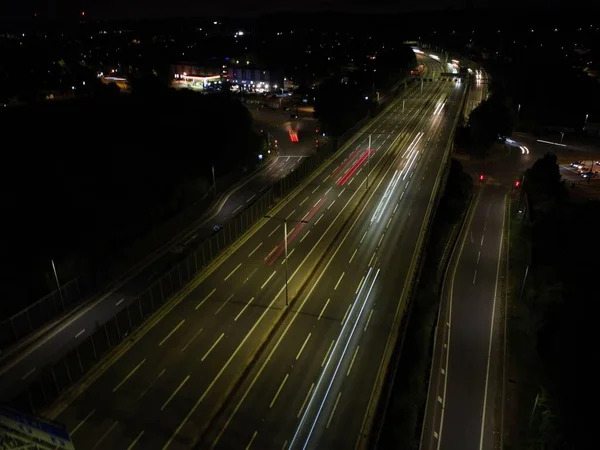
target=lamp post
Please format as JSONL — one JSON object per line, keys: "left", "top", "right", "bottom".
{"left": 51, "top": 259, "right": 65, "bottom": 310}
{"left": 212, "top": 165, "right": 217, "bottom": 197}
{"left": 264, "top": 215, "right": 308, "bottom": 306}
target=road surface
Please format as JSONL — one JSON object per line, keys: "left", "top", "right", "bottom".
{"left": 202, "top": 75, "right": 465, "bottom": 450}
{"left": 0, "top": 144, "right": 303, "bottom": 397}
{"left": 32, "top": 60, "right": 459, "bottom": 450}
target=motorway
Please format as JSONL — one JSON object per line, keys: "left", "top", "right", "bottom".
{"left": 420, "top": 76, "right": 543, "bottom": 450}
{"left": 421, "top": 184, "right": 506, "bottom": 450}
{"left": 201, "top": 76, "right": 465, "bottom": 450}
{"left": 32, "top": 57, "right": 462, "bottom": 450}
{"left": 0, "top": 136, "right": 303, "bottom": 397}
{"left": 9, "top": 58, "right": 460, "bottom": 450}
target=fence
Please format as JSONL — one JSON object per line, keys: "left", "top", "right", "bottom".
{"left": 5, "top": 77, "right": 414, "bottom": 414}
{"left": 0, "top": 279, "right": 80, "bottom": 351}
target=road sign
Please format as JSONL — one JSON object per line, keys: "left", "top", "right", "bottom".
{"left": 0, "top": 404, "right": 74, "bottom": 450}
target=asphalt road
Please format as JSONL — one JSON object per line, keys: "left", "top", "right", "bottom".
{"left": 33, "top": 60, "right": 455, "bottom": 449}
{"left": 0, "top": 135, "right": 302, "bottom": 397}
{"left": 420, "top": 94, "right": 548, "bottom": 450}
{"left": 201, "top": 79, "right": 464, "bottom": 450}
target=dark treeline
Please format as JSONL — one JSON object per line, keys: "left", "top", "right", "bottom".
{"left": 314, "top": 44, "right": 416, "bottom": 137}
{"left": 517, "top": 153, "right": 598, "bottom": 448}
{"left": 0, "top": 82, "right": 260, "bottom": 319}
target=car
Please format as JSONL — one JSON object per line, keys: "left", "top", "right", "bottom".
{"left": 290, "top": 113, "right": 298, "bottom": 119}
{"left": 581, "top": 171, "right": 598, "bottom": 179}
{"left": 213, "top": 225, "right": 223, "bottom": 233}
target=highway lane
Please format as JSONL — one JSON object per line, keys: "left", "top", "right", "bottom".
{"left": 202, "top": 80, "right": 463, "bottom": 450}
{"left": 46, "top": 66, "right": 445, "bottom": 449}
{"left": 420, "top": 187, "right": 508, "bottom": 449}
{"left": 0, "top": 152, "right": 302, "bottom": 397}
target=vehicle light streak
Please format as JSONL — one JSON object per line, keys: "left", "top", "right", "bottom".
{"left": 371, "top": 132, "right": 423, "bottom": 224}
{"left": 330, "top": 150, "right": 358, "bottom": 179}
{"left": 336, "top": 148, "right": 374, "bottom": 186}
{"left": 289, "top": 267, "right": 380, "bottom": 450}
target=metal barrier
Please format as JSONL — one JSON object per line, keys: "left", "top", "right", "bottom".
{"left": 0, "top": 279, "right": 80, "bottom": 351}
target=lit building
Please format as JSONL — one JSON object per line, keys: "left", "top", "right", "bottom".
{"left": 225, "top": 67, "right": 284, "bottom": 93}
{"left": 171, "top": 63, "right": 222, "bottom": 90}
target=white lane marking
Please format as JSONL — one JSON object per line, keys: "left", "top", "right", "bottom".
{"left": 328, "top": 199, "right": 336, "bottom": 210}
{"left": 232, "top": 204, "right": 243, "bottom": 215}
{"left": 322, "top": 340, "right": 335, "bottom": 367}
{"left": 338, "top": 188, "right": 346, "bottom": 197}
{"left": 75, "top": 329, "right": 85, "bottom": 339}
{"left": 247, "top": 194, "right": 256, "bottom": 203}
{"left": 368, "top": 251, "right": 376, "bottom": 267}
{"left": 215, "top": 294, "right": 234, "bottom": 315}
{"left": 113, "top": 358, "right": 146, "bottom": 392}
{"left": 355, "top": 276, "right": 365, "bottom": 294}
{"left": 481, "top": 234, "right": 485, "bottom": 246}
{"left": 270, "top": 373, "right": 290, "bottom": 408}
{"left": 348, "top": 178, "right": 354, "bottom": 185}
{"left": 347, "top": 346, "right": 360, "bottom": 376}
{"left": 261, "top": 271, "right": 276, "bottom": 289}
{"left": 296, "top": 333, "right": 312, "bottom": 360}
{"left": 364, "top": 309, "right": 374, "bottom": 332}
{"left": 248, "top": 242, "right": 263, "bottom": 257}
{"left": 234, "top": 297, "right": 255, "bottom": 321}
{"left": 286, "top": 209, "right": 296, "bottom": 220}
{"left": 326, "top": 392, "right": 342, "bottom": 428}
{"left": 473, "top": 270, "right": 478, "bottom": 284}
{"left": 360, "top": 231, "right": 368, "bottom": 244}
{"left": 349, "top": 248, "right": 358, "bottom": 264}
{"left": 300, "top": 196, "right": 309, "bottom": 206}
{"left": 312, "top": 186, "right": 320, "bottom": 194}
{"left": 246, "top": 431, "right": 258, "bottom": 450}
{"left": 159, "top": 320, "right": 185, "bottom": 347}
{"left": 477, "top": 251, "right": 481, "bottom": 264}
{"left": 378, "top": 233, "right": 385, "bottom": 247}
{"left": 334, "top": 272, "right": 345, "bottom": 290}
{"left": 298, "top": 383, "right": 315, "bottom": 418}
{"left": 126, "top": 430, "right": 145, "bottom": 450}
{"left": 281, "top": 248, "right": 295, "bottom": 264}
{"left": 71, "top": 409, "right": 96, "bottom": 435}
{"left": 91, "top": 421, "right": 119, "bottom": 450}
{"left": 341, "top": 302, "right": 352, "bottom": 325}
{"left": 268, "top": 225, "right": 281, "bottom": 237}
{"left": 318, "top": 299, "right": 330, "bottom": 321}
{"left": 300, "top": 230, "right": 311, "bottom": 243}
{"left": 224, "top": 263, "right": 242, "bottom": 281}
{"left": 182, "top": 328, "right": 203, "bottom": 352}
{"left": 137, "top": 369, "right": 165, "bottom": 400}
{"left": 196, "top": 288, "right": 216, "bottom": 310}
{"left": 314, "top": 213, "right": 324, "bottom": 225}
{"left": 161, "top": 375, "right": 190, "bottom": 411}
{"left": 116, "top": 298, "right": 125, "bottom": 307}
{"left": 201, "top": 333, "right": 225, "bottom": 361}
{"left": 325, "top": 187, "right": 332, "bottom": 195}
{"left": 21, "top": 367, "right": 36, "bottom": 381}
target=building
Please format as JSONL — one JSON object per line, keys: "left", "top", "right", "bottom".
{"left": 170, "top": 63, "right": 222, "bottom": 91}
{"left": 225, "top": 67, "right": 284, "bottom": 93}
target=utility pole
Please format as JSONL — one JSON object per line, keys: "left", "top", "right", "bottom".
{"left": 264, "top": 215, "right": 308, "bottom": 306}
{"left": 51, "top": 259, "right": 65, "bottom": 310}
{"left": 212, "top": 165, "right": 217, "bottom": 196}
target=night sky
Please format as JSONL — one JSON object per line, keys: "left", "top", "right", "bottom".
{"left": 0, "top": 0, "right": 578, "bottom": 20}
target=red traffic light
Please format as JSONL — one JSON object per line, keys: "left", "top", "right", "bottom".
{"left": 479, "top": 174, "right": 484, "bottom": 181}
{"left": 515, "top": 180, "right": 521, "bottom": 187}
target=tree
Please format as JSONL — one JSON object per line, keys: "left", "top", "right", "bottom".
{"left": 314, "top": 78, "right": 368, "bottom": 136}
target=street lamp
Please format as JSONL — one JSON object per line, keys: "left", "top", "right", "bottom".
{"left": 51, "top": 259, "right": 65, "bottom": 310}
{"left": 212, "top": 165, "right": 217, "bottom": 197}
{"left": 264, "top": 215, "right": 308, "bottom": 306}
